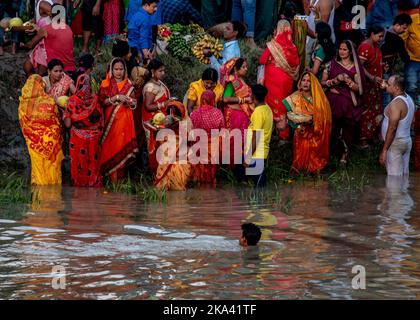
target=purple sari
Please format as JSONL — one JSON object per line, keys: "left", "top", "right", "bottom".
{"left": 327, "top": 59, "right": 363, "bottom": 121}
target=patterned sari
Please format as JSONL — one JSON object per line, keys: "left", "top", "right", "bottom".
{"left": 43, "top": 73, "right": 74, "bottom": 101}
{"left": 283, "top": 73, "right": 332, "bottom": 173}
{"left": 19, "top": 75, "right": 64, "bottom": 185}
{"left": 99, "top": 62, "right": 138, "bottom": 178}
{"left": 142, "top": 79, "right": 170, "bottom": 172}
{"left": 190, "top": 90, "right": 225, "bottom": 186}
{"left": 259, "top": 20, "right": 300, "bottom": 139}
{"left": 358, "top": 40, "right": 383, "bottom": 141}
{"left": 65, "top": 74, "right": 103, "bottom": 187}
{"left": 220, "top": 58, "right": 254, "bottom": 133}
{"left": 154, "top": 102, "right": 191, "bottom": 191}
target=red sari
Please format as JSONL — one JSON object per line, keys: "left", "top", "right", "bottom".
{"left": 65, "top": 74, "right": 103, "bottom": 187}
{"left": 142, "top": 80, "right": 170, "bottom": 172}
{"left": 99, "top": 75, "right": 138, "bottom": 179}
{"left": 259, "top": 20, "right": 300, "bottom": 140}
{"left": 358, "top": 40, "right": 383, "bottom": 141}
{"left": 190, "top": 90, "right": 225, "bottom": 186}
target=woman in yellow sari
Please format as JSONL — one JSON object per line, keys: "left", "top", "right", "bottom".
{"left": 283, "top": 72, "right": 332, "bottom": 173}
{"left": 186, "top": 67, "right": 224, "bottom": 115}
{"left": 19, "top": 74, "right": 64, "bottom": 185}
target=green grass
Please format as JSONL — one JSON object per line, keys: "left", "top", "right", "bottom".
{"left": 0, "top": 172, "right": 32, "bottom": 205}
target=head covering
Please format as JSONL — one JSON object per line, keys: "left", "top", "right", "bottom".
{"left": 100, "top": 58, "right": 128, "bottom": 89}
{"left": 298, "top": 71, "right": 332, "bottom": 134}
{"left": 165, "top": 100, "right": 186, "bottom": 120}
{"left": 337, "top": 40, "right": 365, "bottom": 105}
{"left": 200, "top": 90, "right": 216, "bottom": 108}
{"left": 220, "top": 58, "right": 240, "bottom": 86}
{"left": 267, "top": 20, "right": 300, "bottom": 80}
{"left": 19, "top": 74, "right": 55, "bottom": 118}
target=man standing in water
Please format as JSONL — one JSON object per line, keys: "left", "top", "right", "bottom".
{"left": 380, "top": 75, "right": 415, "bottom": 176}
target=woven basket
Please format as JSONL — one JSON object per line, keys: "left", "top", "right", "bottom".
{"left": 287, "top": 112, "right": 312, "bottom": 124}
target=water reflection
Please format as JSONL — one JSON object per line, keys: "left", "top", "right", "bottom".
{"left": 0, "top": 175, "right": 419, "bottom": 299}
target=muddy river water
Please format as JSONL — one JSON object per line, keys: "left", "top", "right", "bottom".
{"left": 0, "top": 173, "right": 419, "bottom": 299}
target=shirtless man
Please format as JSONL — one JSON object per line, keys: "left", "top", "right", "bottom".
{"left": 380, "top": 75, "right": 415, "bottom": 176}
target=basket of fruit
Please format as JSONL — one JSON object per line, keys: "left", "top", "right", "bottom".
{"left": 286, "top": 112, "right": 313, "bottom": 124}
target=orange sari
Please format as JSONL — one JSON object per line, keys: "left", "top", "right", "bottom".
{"left": 283, "top": 72, "right": 332, "bottom": 173}
{"left": 99, "top": 69, "right": 138, "bottom": 178}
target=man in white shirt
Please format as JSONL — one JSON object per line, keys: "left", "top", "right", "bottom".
{"left": 380, "top": 75, "right": 415, "bottom": 176}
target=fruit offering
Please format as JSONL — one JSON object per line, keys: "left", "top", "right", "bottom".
{"left": 192, "top": 34, "right": 224, "bottom": 64}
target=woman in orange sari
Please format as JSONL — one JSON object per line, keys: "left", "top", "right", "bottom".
{"left": 154, "top": 101, "right": 191, "bottom": 191}
{"left": 259, "top": 19, "right": 300, "bottom": 140}
{"left": 19, "top": 74, "right": 64, "bottom": 185}
{"left": 283, "top": 72, "right": 332, "bottom": 173}
{"left": 99, "top": 58, "right": 138, "bottom": 182}
{"left": 142, "top": 59, "right": 171, "bottom": 172}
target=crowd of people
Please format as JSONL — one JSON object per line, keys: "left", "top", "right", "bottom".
{"left": 4, "top": 0, "right": 420, "bottom": 190}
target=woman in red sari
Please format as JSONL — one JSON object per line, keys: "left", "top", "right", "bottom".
{"left": 142, "top": 59, "right": 171, "bottom": 172}
{"left": 358, "top": 25, "right": 385, "bottom": 148}
{"left": 190, "top": 90, "right": 225, "bottom": 186}
{"left": 259, "top": 19, "right": 300, "bottom": 140}
{"left": 99, "top": 58, "right": 138, "bottom": 182}
{"left": 64, "top": 54, "right": 103, "bottom": 187}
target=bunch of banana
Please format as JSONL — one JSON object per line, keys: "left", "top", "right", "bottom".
{"left": 168, "top": 35, "right": 191, "bottom": 59}
{"left": 191, "top": 34, "right": 224, "bottom": 64}
{"left": 169, "top": 23, "right": 186, "bottom": 34}
{"left": 187, "top": 24, "right": 205, "bottom": 34}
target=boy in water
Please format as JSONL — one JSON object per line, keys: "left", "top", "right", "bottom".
{"left": 239, "top": 223, "right": 262, "bottom": 246}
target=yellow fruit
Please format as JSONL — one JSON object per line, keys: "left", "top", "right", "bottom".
{"left": 152, "top": 112, "right": 166, "bottom": 125}
{"left": 56, "top": 96, "right": 69, "bottom": 108}
{"left": 9, "top": 17, "right": 23, "bottom": 28}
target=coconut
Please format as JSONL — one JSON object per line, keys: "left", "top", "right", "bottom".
{"left": 9, "top": 17, "right": 23, "bottom": 28}
{"left": 56, "top": 96, "right": 69, "bottom": 108}
{"left": 152, "top": 112, "right": 165, "bottom": 125}
{"left": 0, "top": 17, "right": 11, "bottom": 29}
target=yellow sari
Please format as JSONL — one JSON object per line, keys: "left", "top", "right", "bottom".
{"left": 186, "top": 79, "right": 224, "bottom": 111}
{"left": 19, "top": 75, "right": 64, "bottom": 185}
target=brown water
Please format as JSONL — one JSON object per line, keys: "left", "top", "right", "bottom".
{"left": 0, "top": 174, "right": 419, "bottom": 300}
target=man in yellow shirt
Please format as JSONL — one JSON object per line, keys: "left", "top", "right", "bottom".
{"left": 402, "top": 11, "right": 420, "bottom": 105}
{"left": 245, "top": 84, "right": 273, "bottom": 187}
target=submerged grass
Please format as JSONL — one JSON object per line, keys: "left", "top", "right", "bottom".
{"left": 0, "top": 172, "right": 32, "bottom": 205}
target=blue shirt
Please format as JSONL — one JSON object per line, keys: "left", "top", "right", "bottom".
{"left": 210, "top": 40, "right": 241, "bottom": 77}
{"left": 126, "top": 1, "right": 162, "bottom": 25}
{"left": 128, "top": 8, "right": 153, "bottom": 53}
{"left": 161, "top": 0, "right": 202, "bottom": 25}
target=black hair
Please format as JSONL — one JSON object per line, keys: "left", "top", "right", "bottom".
{"left": 142, "top": 0, "right": 159, "bottom": 5}
{"left": 230, "top": 57, "right": 246, "bottom": 75}
{"left": 47, "top": 58, "right": 64, "bottom": 71}
{"left": 112, "top": 40, "right": 130, "bottom": 58}
{"left": 282, "top": 1, "right": 298, "bottom": 20}
{"left": 315, "top": 21, "right": 335, "bottom": 64}
{"left": 145, "top": 58, "right": 164, "bottom": 82}
{"left": 241, "top": 223, "right": 261, "bottom": 246}
{"left": 231, "top": 21, "right": 246, "bottom": 39}
{"left": 391, "top": 75, "right": 406, "bottom": 92}
{"left": 251, "top": 84, "right": 268, "bottom": 103}
{"left": 79, "top": 54, "right": 94, "bottom": 70}
{"left": 393, "top": 13, "right": 413, "bottom": 26}
{"left": 75, "top": 54, "right": 94, "bottom": 79}
{"left": 367, "top": 24, "right": 385, "bottom": 37}
{"left": 110, "top": 58, "right": 127, "bottom": 78}
{"left": 337, "top": 40, "right": 354, "bottom": 62}
{"left": 202, "top": 68, "right": 218, "bottom": 82}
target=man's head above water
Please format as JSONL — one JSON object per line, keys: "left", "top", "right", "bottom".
{"left": 240, "top": 223, "right": 262, "bottom": 247}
